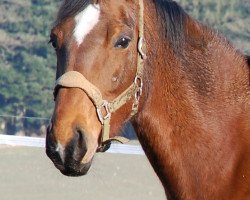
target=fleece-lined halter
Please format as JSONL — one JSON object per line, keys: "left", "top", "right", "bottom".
{"left": 54, "top": 0, "right": 146, "bottom": 149}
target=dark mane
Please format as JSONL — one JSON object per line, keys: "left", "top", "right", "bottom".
{"left": 155, "top": 0, "right": 187, "bottom": 54}
{"left": 247, "top": 55, "right": 250, "bottom": 67}
{"left": 56, "top": 0, "right": 91, "bottom": 25}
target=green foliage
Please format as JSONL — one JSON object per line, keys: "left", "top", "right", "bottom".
{"left": 0, "top": 0, "right": 249, "bottom": 136}
{"left": 0, "top": 0, "right": 60, "bottom": 135}
{"left": 177, "top": 0, "right": 250, "bottom": 54}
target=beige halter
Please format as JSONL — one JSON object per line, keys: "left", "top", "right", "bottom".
{"left": 54, "top": 0, "right": 146, "bottom": 149}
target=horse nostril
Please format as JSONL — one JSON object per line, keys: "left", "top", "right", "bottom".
{"left": 45, "top": 127, "right": 66, "bottom": 171}
{"left": 65, "top": 127, "right": 88, "bottom": 162}
{"left": 75, "top": 128, "right": 84, "bottom": 146}
{"left": 45, "top": 125, "right": 55, "bottom": 150}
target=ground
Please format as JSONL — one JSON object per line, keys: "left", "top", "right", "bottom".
{"left": 0, "top": 145, "right": 165, "bottom": 200}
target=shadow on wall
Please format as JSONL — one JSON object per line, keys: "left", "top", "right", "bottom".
{"left": 120, "top": 122, "right": 138, "bottom": 140}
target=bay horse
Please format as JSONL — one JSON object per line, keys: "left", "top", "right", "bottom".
{"left": 46, "top": 0, "right": 250, "bottom": 199}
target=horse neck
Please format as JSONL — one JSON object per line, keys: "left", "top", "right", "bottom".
{"left": 132, "top": 9, "right": 250, "bottom": 199}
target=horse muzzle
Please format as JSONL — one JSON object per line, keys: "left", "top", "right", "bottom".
{"left": 46, "top": 125, "right": 95, "bottom": 176}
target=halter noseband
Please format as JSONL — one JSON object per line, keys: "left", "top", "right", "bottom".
{"left": 54, "top": 0, "right": 146, "bottom": 150}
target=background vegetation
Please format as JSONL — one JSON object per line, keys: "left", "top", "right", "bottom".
{"left": 0, "top": 0, "right": 249, "bottom": 136}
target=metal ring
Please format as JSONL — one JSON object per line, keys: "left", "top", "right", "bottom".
{"left": 134, "top": 75, "right": 143, "bottom": 89}
{"left": 96, "top": 100, "right": 111, "bottom": 124}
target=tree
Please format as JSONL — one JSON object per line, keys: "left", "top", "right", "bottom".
{"left": 0, "top": 0, "right": 60, "bottom": 136}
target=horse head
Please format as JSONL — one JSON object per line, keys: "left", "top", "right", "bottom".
{"left": 46, "top": 0, "right": 144, "bottom": 176}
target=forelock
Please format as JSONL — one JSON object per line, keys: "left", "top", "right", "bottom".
{"left": 55, "top": 0, "right": 92, "bottom": 25}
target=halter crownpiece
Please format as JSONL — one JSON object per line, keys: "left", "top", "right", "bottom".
{"left": 54, "top": 0, "right": 146, "bottom": 150}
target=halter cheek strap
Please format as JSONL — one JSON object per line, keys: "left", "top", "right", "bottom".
{"left": 54, "top": 0, "right": 146, "bottom": 149}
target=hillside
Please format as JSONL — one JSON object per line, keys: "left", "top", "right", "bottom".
{"left": 177, "top": 0, "right": 250, "bottom": 54}
{"left": 0, "top": 0, "right": 60, "bottom": 135}
{"left": 0, "top": 0, "right": 249, "bottom": 136}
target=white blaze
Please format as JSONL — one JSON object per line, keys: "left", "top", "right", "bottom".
{"left": 74, "top": 4, "right": 100, "bottom": 46}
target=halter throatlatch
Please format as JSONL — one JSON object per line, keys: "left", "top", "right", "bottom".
{"left": 54, "top": 0, "right": 146, "bottom": 150}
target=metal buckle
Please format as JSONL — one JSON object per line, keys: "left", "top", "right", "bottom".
{"left": 96, "top": 100, "right": 111, "bottom": 124}
{"left": 134, "top": 76, "right": 143, "bottom": 96}
{"left": 132, "top": 75, "right": 143, "bottom": 113}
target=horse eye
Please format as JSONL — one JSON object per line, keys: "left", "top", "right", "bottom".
{"left": 49, "top": 38, "right": 58, "bottom": 49}
{"left": 114, "top": 37, "right": 131, "bottom": 49}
